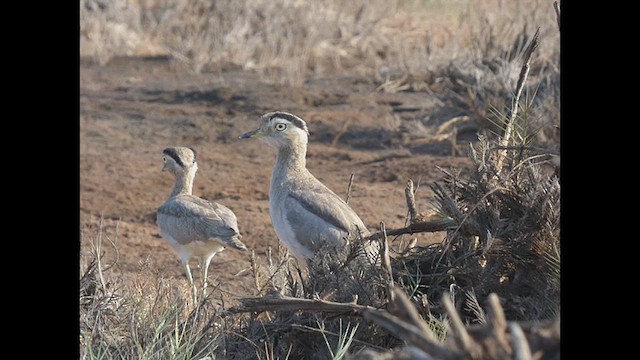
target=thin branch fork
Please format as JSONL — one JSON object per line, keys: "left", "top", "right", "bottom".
{"left": 365, "top": 179, "right": 466, "bottom": 241}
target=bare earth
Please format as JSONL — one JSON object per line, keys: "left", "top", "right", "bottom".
{"left": 79, "top": 56, "right": 474, "bottom": 300}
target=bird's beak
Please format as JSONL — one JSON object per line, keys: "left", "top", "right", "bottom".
{"left": 239, "top": 128, "right": 262, "bottom": 139}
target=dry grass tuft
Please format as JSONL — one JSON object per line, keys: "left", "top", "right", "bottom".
{"left": 80, "top": 219, "right": 227, "bottom": 359}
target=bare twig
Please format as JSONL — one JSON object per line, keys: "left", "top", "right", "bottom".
{"left": 495, "top": 28, "right": 541, "bottom": 175}
{"left": 345, "top": 173, "right": 355, "bottom": 204}
{"left": 379, "top": 223, "right": 395, "bottom": 303}
{"left": 405, "top": 180, "right": 418, "bottom": 222}
{"left": 250, "top": 250, "right": 261, "bottom": 292}
{"left": 553, "top": 2, "right": 561, "bottom": 31}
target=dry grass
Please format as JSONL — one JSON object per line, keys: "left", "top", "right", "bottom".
{"left": 80, "top": 0, "right": 558, "bottom": 80}
{"left": 80, "top": 0, "right": 560, "bottom": 148}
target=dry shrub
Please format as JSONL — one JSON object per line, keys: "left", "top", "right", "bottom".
{"left": 387, "top": 19, "right": 560, "bottom": 325}
{"left": 395, "top": 136, "right": 560, "bottom": 323}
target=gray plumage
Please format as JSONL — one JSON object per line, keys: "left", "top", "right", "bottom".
{"left": 157, "top": 146, "right": 246, "bottom": 300}
{"left": 240, "top": 111, "right": 377, "bottom": 262}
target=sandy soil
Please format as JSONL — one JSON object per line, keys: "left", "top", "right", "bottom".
{"left": 79, "top": 56, "right": 475, "bottom": 300}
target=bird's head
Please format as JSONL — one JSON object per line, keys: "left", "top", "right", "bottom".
{"left": 162, "top": 146, "right": 198, "bottom": 175}
{"left": 239, "top": 111, "right": 309, "bottom": 149}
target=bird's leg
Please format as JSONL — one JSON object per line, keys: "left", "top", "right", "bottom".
{"left": 184, "top": 263, "right": 198, "bottom": 304}
{"left": 201, "top": 253, "right": 216, "bottom": 299}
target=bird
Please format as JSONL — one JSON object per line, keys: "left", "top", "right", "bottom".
{"left": 156, "top": 146, "right": 247, "bottom": 301}
{"left": 239, "top": 111, "right": 378, "bottom": 264}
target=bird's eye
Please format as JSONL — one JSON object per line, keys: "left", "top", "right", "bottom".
{"left": 275, "top": 123, "right": 287, "bottom": 131}
{"left": 163, "top": 156, "right": 167, "bottom": 162}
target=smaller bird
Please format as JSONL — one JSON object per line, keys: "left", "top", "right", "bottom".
{"left": 156, "top": 146, "right": 247, "bottom": 301}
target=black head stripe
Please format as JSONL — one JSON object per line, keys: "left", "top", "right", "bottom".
{"left": 188, "top": 147, "right": 197, "bottom": 161}
{"left": 163, "top": 148, "right": 185, "bottom": 167}
{"left": 268, "top": 111, "right": 309, "bottom": 134}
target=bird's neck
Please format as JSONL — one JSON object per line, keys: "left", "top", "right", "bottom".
{"left": 274, "top": 144, "right": 307, "bottom": 177}
{"left": 170, "top": 168, "right": 196, "bottom": 197}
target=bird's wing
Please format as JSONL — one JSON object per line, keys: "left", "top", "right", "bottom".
{"left": 157, "top": 195, "right": 240, "bottom": 246}
{"left": 285, "top": 184, "right": 367, "bottom": 234}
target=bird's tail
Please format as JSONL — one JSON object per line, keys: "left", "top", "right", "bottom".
{"left": 227, "top": 235, "right": 248, "bottom": 251}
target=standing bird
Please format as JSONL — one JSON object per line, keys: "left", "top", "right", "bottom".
{"left": 156, "top": 146, "right": 247, "bottom": 301}
{"left": 240, "top": 111, "right": 377, "bottom": 263}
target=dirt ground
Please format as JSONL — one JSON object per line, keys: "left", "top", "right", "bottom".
{"left": 79, "top": 56, "right": 475, "bottom": 300}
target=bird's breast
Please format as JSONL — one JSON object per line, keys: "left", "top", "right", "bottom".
{"left": 181, "top": 240, "right": 226, "bottom": 258}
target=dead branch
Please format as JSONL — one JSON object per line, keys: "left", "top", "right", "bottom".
{"left": 230, "top": 293, "right": 376, "bottom": 315}
{"left": 365, "top": 216, "right": 461, "bottom": 242}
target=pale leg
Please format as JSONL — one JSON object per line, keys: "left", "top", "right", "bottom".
{"left": 182, "top": 263, "right": 199, "bottom": 304}
{"left": 201, "top": 253, "right": 216, "bottom": 298}
{"left": 180, "top": 253, "right": 197, "bottom": 303}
